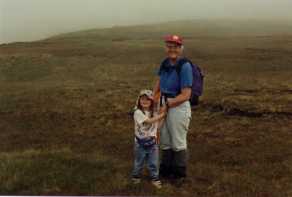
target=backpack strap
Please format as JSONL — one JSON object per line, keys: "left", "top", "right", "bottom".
{"left": 175, "top": 57, "right": 191, "bottom": 76}
{"left": 159, "top": 58, "right": 170, "bottom": 73}
{"left": 159, "top": 57, "right": 191, "bottom": 75}
{"left": 175, "top": 58, "right": 195, "bottom": 97}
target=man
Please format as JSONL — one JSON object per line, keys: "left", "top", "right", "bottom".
{"left": 153, "top": 35, "right": 192, "bottom": 183}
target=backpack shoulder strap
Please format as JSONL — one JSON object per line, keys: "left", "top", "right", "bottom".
{"left": 176, "top": 57, "right": 192, "bottom": 76}
{"left": 160, "top": 58, "right": 169, "bottom": 69}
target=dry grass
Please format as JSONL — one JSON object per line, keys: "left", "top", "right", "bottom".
{"left": 0, "top": 20, "right": 292, "bottom": 196}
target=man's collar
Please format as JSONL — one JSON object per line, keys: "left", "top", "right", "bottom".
{"left": 168, "top": 56, "right": 183, "bottom": 66}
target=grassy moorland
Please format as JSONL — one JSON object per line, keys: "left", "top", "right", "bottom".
{"left": 0, "top": 20, "right": 292, "bottom": 196}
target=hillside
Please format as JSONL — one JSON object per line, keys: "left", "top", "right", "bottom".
{"left": 0, "top": 20, "right": 292, "bottom": 196}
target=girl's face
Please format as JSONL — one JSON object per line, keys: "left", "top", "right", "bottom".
{"left": 139, "top": 95, "right": 152, "bottom": 110}
{"left": 165, "top": 42, "right": 183, "bottom": 60}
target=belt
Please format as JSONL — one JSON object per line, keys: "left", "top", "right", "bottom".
{"left": 161, "top": 93, "right": 176, "bottom": 98}
{"left": 160, "top": 93, "right": 176, "bottom": 106}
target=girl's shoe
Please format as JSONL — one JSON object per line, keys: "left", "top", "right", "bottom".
{"left": 131, "top": 177, "right": 141, "bottom": 184}
{"left": 151, "top": 180, "right": 162, "bottom": 189}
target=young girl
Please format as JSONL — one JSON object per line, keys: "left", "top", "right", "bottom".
{"left": 131, "top": 89, "right": 166, "bottom": 189}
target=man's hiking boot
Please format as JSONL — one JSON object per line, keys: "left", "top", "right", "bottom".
{"left": 172, "top": 150, "right": 187, "bottom": 179}
{"left": 172, "top": 177, "right": 190, "bottom": 188}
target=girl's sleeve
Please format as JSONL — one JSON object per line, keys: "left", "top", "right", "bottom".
{"left": 134, "top": 110, "right": 148, "bottom": 125}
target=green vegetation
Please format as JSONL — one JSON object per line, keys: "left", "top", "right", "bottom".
{"left": 0, "top": 20, "right": 292, "bottom": 196}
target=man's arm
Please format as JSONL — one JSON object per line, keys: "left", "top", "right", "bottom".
{"left": 167, "top": 87, "right": 191, "bottom": 108}
{"left": 153, "top": 78, "right": 160, "bottom": 104}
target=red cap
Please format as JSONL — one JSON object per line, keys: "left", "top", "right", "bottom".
{"left": 164, "top": 35, "right": 183, "bottom": 45}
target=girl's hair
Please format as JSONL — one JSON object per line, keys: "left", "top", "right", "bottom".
{"left": 137, "top": 95, "right": 154, "bottom": 117}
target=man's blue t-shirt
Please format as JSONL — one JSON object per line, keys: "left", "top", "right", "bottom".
{"left": 157, "top": 59, "right": 193, "bottom": 97}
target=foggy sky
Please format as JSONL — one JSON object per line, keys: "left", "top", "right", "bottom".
{"left": 1, "top": 0, "right": 292, "bottom": 44}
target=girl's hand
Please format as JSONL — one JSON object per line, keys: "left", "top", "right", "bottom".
{"left": 159, "top": 106, "right": 168, "bottom": 114}
{"left": 162, "top": 112, "right": 167, "bottom": 118}
{"left": 160, "top": 110, "right": 167, "bottom": 118}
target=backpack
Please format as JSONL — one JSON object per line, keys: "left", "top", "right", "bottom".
{"left": 160, "top": 57, "right": 204, "bottom": 106}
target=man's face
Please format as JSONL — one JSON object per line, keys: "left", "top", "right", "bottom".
{"left": 165, "top": 42, "right": 182, "bottom": 59}
{"left": 140, "top": 95, "right": 152, "bottom": 109}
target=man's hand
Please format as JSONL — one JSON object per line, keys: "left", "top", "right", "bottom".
{"left": 160, "top": 111, "right": 167, "bottom": 118}
{"left": 153, "top": 78, "right": 161, "bottom": 104}
{"left": 159, "top": 105, "right": 168, "bottom": 115}
{"left": 167, "top": 88, "right": 191, "bottom": 108}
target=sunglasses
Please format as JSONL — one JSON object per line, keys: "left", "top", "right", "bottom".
{"left": 166, "top": 44, "right": 181, "bottom": 49}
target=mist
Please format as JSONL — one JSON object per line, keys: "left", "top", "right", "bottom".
{"left": 1, "top": 0, "right": 292, "bottom": 44}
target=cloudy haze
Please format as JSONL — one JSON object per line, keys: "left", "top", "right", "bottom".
{"left": 1, "top": 0, "right": 292, "bottom": 44}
